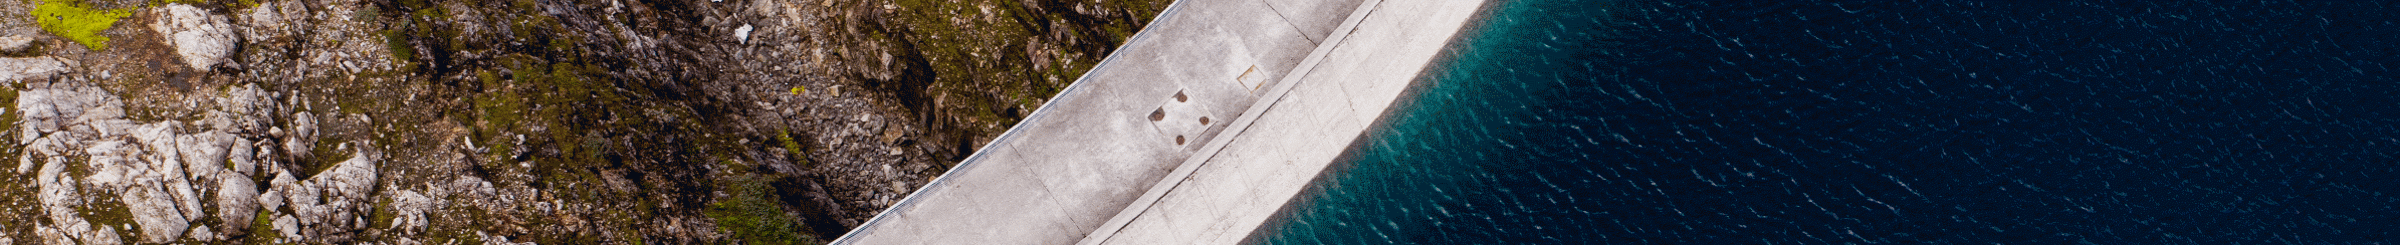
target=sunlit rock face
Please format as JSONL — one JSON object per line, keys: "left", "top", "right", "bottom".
{"left": 14, "top": 79, "right": 340, "bottom": 243}
{"left": 150, "top": 4, "right": 236, "bottom": 70}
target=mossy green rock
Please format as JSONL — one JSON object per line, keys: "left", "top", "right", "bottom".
{"left": 30, "top": 0, "right": 131, "bottom": 51}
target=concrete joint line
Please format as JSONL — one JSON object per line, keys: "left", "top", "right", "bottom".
{"left": 1256, "top": 0, "right": 1322, "bottom": 44}
{"left": 1075, "top": 0, "right": 1388, "bottom": 243}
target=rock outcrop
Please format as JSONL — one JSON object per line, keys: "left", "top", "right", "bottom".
{"left": 0, "top": 35, "right": 34, "bottom": 54}
{"left": 149, "top": 4, "right": 238, "bottom": 70}
{"left": 0, "top": 56, "right": 66, "bottom": 82}
{"left": 0, "top": 0, "right": 1171, "bottom": 243}
{"left": 15, "top": 79, "right": 321, "bottom": 243}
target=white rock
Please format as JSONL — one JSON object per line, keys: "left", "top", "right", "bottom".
{"left": 82, "top": 142, "right": 131, "bottom": 187}
{"left": 248, "top": 151, "right": 380, "bottom": 242}
{"left": 21, "top": 82, "right": 121, "bottom": 245}
{"left": 16, "top": 77, "right": 299, "bottom": 243}
{"left": 123, "top": 181, "right": 191, "bottom": 243}
{"left": 238, "top": 1, "right": 291, "bottom": 42}
{"left": 131, "top": 123, "right": 213, "bottom": 225}
{"left": 0, "top": 56, "right": 68, "bottom": 82}
{"left": 178, "top": 131, "right": 235, "bottom": 178}
{"left": 36, "top": 157, "right": 105, "bottom": 245}
{"left": 736, "top": 24, "right": 754, "bottom": 43}
{"left": 273, "top": 214, "right": 299, "bottom": 238}
{"left": 256, "top": 143, "right": 282, "bottom": 174}
{"left": 201, "top": 110, "right": 235, "bottom": 134}
{"left": 389, "top": 190, "right": 431, "bottom": 230}
{"left": 151, "top": 4, "right": 239, "bottom": 70}
{"left": 481, "top": 230, "right": 540, "bottom": 245}
{"left": 312, "top": 151, "right": 379, "bottom": 203}
{"left": 1, "top": 35, "right": 34, "bottom": 53}
{"left": 215, "top": 171, "right": 259, "bottom": 231}
{"left": 186, "top": 224, "right": 216, "bottom": 241}
{"left": 288, "top": 112, "right": 317, "bottom": 158}
{"left": 85, "top": 225, "right": 126, "bottom": 245}
{"left": 259, "top": 171, "right": 295, "bottom": 210}
{"left": 229, "top": 137, "right": 257, "bottom": 175}
{"left": 79, "top": 110, "right": 129, "bottom": 134}
{"left": 221, "top": 84, "right": 275, "bottom": 133}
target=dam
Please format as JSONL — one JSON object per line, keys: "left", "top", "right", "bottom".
{"left": 829, "top": 0, "right": 1488, "bottom": 243}
{"left": 829, "top": 1, "right": 2400, "bottom": 244}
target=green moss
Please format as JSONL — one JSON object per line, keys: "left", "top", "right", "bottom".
{"left": 1, "top": 85, "right": 18, "bottom": 133}
{"left": 777, "top": 130, "right": 809, "bottom": 166}
{"left": 383, "top": 29, "right": 417, "bottom": 70}
{"left": 245, "top": 210, "right": 278, "bottom": 244}
{"left": 867, "top": 0, "right": 1166, "bottom": 135}
{"left": 471, "top": 67, "right": 526, "bottom": 162}
{"left": 411, "top": 5, "right": 451, "bottom": 20}
{"left": 60, "top": 157, "right": 88, "bottom": 182}
{"left": 0, "top": 84, "right": 19, "bottom": 192}
{"left": 703, "top": 175, "right": 820, "bottom": 245}
{"left": 352, "top": 4, "right": 379, "bottom": 21}
{"left": 74, "top": 198, "right": 136, "bottom": 237}
{"left": 30, "top": 0, "right": 132, "bottom": 51}
{"left": 298, "top": 132, "right": 345, "bottom": 177}
{"left": 370, "top": 197, "right": 397, "bottom": 233}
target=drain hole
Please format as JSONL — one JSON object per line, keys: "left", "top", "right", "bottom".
{"left": 1199, "top": 116, "right": 1211, "bottom": 125}
{"left": 1175, "top": 135, "right": 1186, "bottom": 145}
{"left": 1174, "top": 92, "right": 1188, "bottom": 102}
{"left": 1150, "top": 108, "right": 1165, "bottom": 121}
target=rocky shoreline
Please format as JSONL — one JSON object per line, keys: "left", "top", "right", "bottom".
{"left": 0, "top": 0, "right": 1166, "bottom": 243}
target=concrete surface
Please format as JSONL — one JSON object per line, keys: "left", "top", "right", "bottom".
{"left": 828, "top": 0, "right": 1363, "bottom": 243}
{"left": 1079, "top": 0, "right": 1490, "bottom": 243}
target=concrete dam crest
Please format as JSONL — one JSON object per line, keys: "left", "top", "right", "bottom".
{"left": 831, "top": 0, "right": 1489, "bottom": 243}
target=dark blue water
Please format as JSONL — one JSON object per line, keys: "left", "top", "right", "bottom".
{"left": 1252, "top": 1, "right": 2400, "bottom": 244}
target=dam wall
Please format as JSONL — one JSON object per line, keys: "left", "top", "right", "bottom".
{"left": 1079, "top": 0, "right": 1489, "bottom": 243}
{"left": 831, "top": 0, "right": 1484, "bottom": 243}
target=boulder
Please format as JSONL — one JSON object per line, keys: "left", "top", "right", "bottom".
{"left": 0, "top": 56, "right": 68, "bottom": 82}
{"left": 151, "top": 4, "right": 239, "bottom": 70}
{"left": 0, "top": 35, "right": 35, "bottom": 54}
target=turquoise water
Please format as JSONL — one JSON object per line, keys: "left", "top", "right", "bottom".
{"left": 1254, "top": 0, "right": 2399, "bottom": 243}
{"left": 1248, "top": 1, "right": 1623, "bottom": 242}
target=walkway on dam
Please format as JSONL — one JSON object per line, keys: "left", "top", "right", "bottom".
{"left": 1078, "top": 0, "right": 1487, "bottom": 243}
{"left": 831, "top": 0, "right": 1485, "bottom": 243}
{"left": 829, "top": 0, "right": 1361, "bottom": 243}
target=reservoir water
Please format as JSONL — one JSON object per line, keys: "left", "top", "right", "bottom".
{"left": 1252, "top": 1, "right": 2399, "bottom": 243}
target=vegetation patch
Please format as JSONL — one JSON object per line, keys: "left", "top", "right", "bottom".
{"left": 705, "top": 172, "right": 820, "bottom": 245}
{"left": 245, "top": 210, "right": 279, "bottom": 244}
{"left": 1, "top": 83, "right": 19, "bottom": 137}
{"left": 30, "top": 0, "right": 133, "bottom": 51}
{"left": 778, "top": 130, "right": 809, "bottom": 166}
